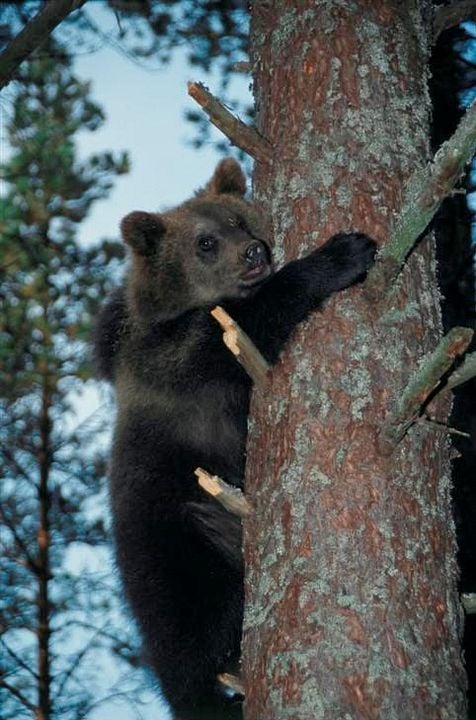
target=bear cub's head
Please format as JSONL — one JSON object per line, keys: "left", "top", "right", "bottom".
{"left": 121, "top": 159, "right": 272, "bottom": 322}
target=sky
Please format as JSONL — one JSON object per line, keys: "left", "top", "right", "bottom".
{"left": 59, "top": 6, "right": 250, "bottom": 719}
{"left": 74, "top": 9, "right": 250, "bottom": 247}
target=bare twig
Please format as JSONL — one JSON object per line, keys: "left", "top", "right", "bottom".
{"left": 218, "top": 672, "right": 245, "bottom": 696}
{"left": 0, "top": 0, "right": 87, "bottom": 91}
{"left": 1, "top": 445, "right": 37, "bottom": 487}
{"left": 72, "top": 687, "right": 145, "bottom": 720}
{"left": 381, "top": 326, "right": 474, "bottom": 450}
{"left": 0, "top": 679, "right": 37, "bottom": 713}
{"left": 0, "top": 505, "right": 39, "bottom": 574}
{"left": 187, "top": 82, "right": 272, "bottom": 163}
{"left": 211, "top": 305, "right": 271, "bottom": 385}
{"left": 433, "top": 1, "right": 476, "bottom": 40}
{"left": 440, "top": 351, "right": 476, "bottom": 393}
{"left": 195, "top": 467, "right": 252, "bottom": 518}
{"left": 417, "top": 416, "right": 471, "bottom": 439}
{"left": 232, "top": 61, "right": 251, "bottom": 73}
{"left": 423, "top": 351, "right": 476, "bottom": 414}
{"left": 365, "top": 99, "right": 476, "bottom": 301}
{"left": 54, "top": 626, "right": 105, "bottom": 700}
{"left": 0, "top": 637, "right": 39, "bottom": 680}
{"left": 52, "top": 619, "right": 136, "bottom": 651}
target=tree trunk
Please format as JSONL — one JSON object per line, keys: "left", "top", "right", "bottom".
{"left": 242, "top": 2, "right": 467, "bottom": 718}
{"left": 37, "top": 371, "right": 52, "bottom": 720}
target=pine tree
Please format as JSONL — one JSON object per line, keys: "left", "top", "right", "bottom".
{"left": 240, "top": 2, "right": 470, "bottom": 717}
{"left": 0, "top": 42, "right": 138, "bottom": 720}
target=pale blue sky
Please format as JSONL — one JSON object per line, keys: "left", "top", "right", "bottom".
{"left": 75, "top": 6, "right": 250, "bottom": 246}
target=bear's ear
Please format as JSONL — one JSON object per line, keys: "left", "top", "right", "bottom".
{"left": 120, "top": 211, "right": 166, "bottom": 256}
{"left": 207, "top": 158, "right": 247, "bottom": 197}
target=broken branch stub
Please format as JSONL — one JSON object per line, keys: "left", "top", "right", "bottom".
{"left": 365, "top": 99, "right": 476, "bottom": 302}
{"left": 211, "top": 306, "right": 271, "bottom": 386}
{"left": 381, "top": 326, "right": 474, "bottom": 451}
{"left": 187, "top": 81, "right": 272, "bottom": 163}
{"left": 195, "top": 468, "right": 252, "bottom": 519}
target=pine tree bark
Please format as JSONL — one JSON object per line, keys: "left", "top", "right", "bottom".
{"left": 242, "top": 2, "right": 467, "bottom": 718}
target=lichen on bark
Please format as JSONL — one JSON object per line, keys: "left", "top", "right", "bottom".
{"left": 242, "top": 1, "right": 467, "bottom": 718}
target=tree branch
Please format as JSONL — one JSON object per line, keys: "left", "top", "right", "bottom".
{"left": 0, "top": 679, "right": 37, "bottom": 713}
{"left": 420, "top": 351, "right": 476, "bottom": 416}
{"left": 0, "top": 505, "right": 39, "bottom": 574}
{"left": 195, "top": 467, "right": 252, "bottom": 518}
{"left": 433, "top": 1, "right": 476, "bottom": 40}
{"left": 232, "top": 61, "right": 251, "bottom": 73}
{"left": 187, "top": 82, "right": 272, "bottom": 163}
{"left": 218, "top": 672, "right": 245, "bottom": 696}
{"left": 0, "top": 636, "right": 39, "bottom": 680}
{"left": 440, "top": 350, "right": 476, "bottom": 393}
{"left": 53, "top": 627, "right": 104, "bottom": 699}
{"left": 1, "top": 446, "right": 38, "bottom": 487}
{"left": 381, "top": 326, "right": 474, "bottom": 450}
{"left": 211, "top": 305, "right": 271, "bottom": 385}
{"left": 365, "top": 99, "right": 476, "bottom": 301}
{"left": 416, "top": 415, "right": 471, "bottom": 439}
{"left": 0, "top": 0, "right": 87, "bottom": 91}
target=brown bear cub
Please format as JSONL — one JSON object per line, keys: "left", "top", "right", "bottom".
{"left": 93, "top": 159, "right": 376, "bottom": 719}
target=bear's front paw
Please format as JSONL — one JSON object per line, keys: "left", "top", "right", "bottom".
{"left": 323, "top": 232, "right": 377, "bottom": 288}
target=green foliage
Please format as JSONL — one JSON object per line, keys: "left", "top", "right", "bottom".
{"left": 0, "top": 43, "right": 144, "bottom": 720}
{"left": 0, "top": 45, "right": 127, "bottom": 394}
{"left": 0, "top": 0, "right": 251, "bottom": 152}
{"left": 0, "top": 1, "right": 249, "bottom": 72}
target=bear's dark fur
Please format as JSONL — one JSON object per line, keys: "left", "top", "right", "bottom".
{"left": 93, "top": 159, "right": 376, "bottom": 719}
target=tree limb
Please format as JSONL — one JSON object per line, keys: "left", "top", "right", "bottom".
{"left": 187, "top": 81, "right": 273, "bottom": 163}
{"left": 218, "top": 672, "right": 245, "bottom": 696}
{"left": 0, "top": 636, "right": 39, "bottom": 680}
{"left": 0, "top": 0, "right": 87, "bottom": 91}
{"left": 232, "top": 61, "right": 251, "bottom": 73}
{"left": 53, "top": 627, "right": 104, "bottom": 699}
{"left": 433, "top": 1, "right": 476, "bottom": 40}
{"left": 365, "top": 99, "right": 476, "bottom": 301}
{"left": 0, "top": 679, "right": 37, "bottom": 713}
{"left": 195, "top": 467, "right": 252, "bottom": 518}
{"left": 422, "top": 351, "right": 476, "bottom": 415}
{"left": 0, "top": 504, "right": 39, "bottom": 574}
{"left": 440, "top": 350, "right": 476, "bottom": 393}
{"left": 211, "top": 305, "right": 271, "bottom": 385}
{"left": 416, "top": 415, "right": 471, "bottom": 439}
{"left": 381, "top": 326, "right": 474, "bottom": 450}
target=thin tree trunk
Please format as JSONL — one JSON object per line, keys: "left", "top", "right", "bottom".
{"left": 243, "top": 1, "right": 467, "bottom": 718}
{"left": 37, "top": 373, "right": 52, "bottom": 720}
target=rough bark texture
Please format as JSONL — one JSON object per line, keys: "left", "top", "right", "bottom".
{"left": 242, "top": 2, "right": 467, "bottom": 719}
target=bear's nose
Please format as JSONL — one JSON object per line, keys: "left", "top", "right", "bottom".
{"left": 244, "top": 242, "right": 266, "bottom": 268}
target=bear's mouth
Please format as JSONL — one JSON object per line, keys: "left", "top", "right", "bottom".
{"left": 239, "top": 263, "right": 272, "bottom": 287}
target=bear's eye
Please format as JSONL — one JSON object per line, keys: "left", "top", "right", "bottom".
{"left": 197, "top": 235, "right": 216, "bottom": 252}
